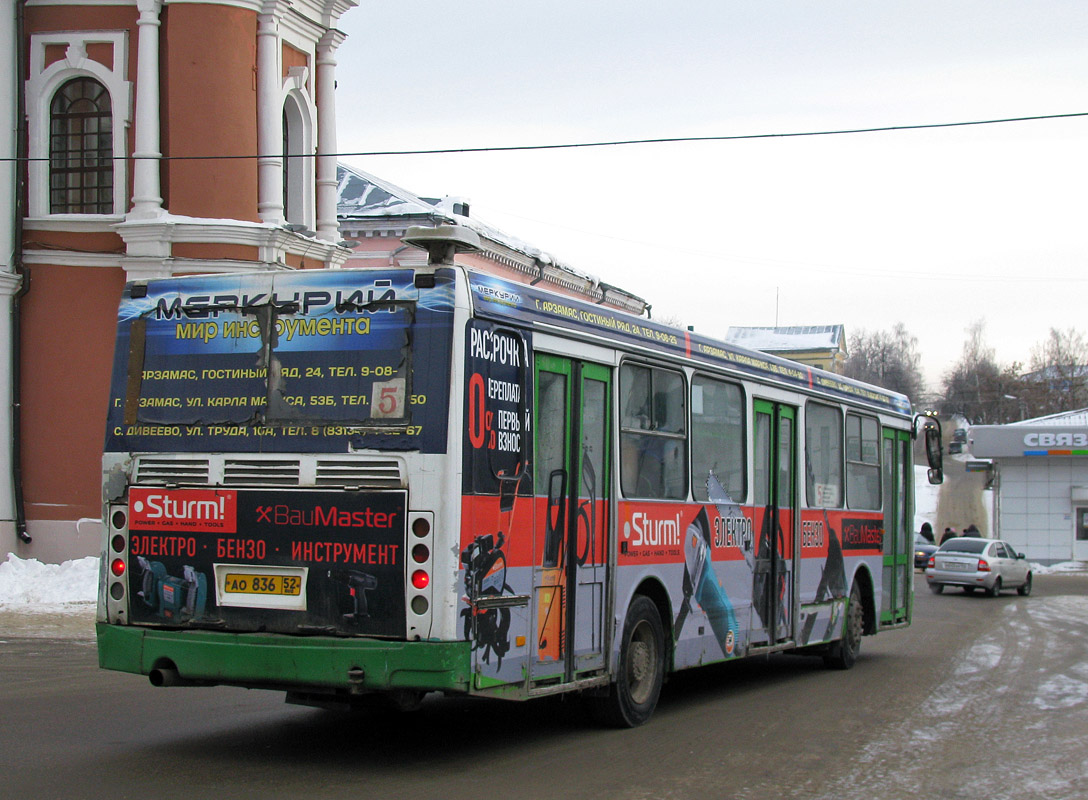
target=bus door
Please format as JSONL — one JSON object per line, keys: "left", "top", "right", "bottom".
{"left": 751, "top": 400, "right": 796, "bottom": 645}
{"left": 532, "top": 354, "right": 610, "bottom": 683}
{"left": 881, "top": 428, "right": 912, "bottom": 624}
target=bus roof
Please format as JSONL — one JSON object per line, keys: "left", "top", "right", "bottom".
{"left": 466, "top": 270, "right": 911, "bottom": 417}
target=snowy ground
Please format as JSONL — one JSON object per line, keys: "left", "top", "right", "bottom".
{"left": 821, "top": 593, "right": 1088, "bottom": 800}
{"left": 0, "top": 553, "right": 99, "bottom": 638}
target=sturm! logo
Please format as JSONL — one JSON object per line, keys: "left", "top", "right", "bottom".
{"left": 129, "top": 489, "right": 236, "bottom": 533}
{"left": 134, "top": 494, "right": 227, "bottom": 521}
{"left": 623, "top": 511, "right": 682, "bottom": 547}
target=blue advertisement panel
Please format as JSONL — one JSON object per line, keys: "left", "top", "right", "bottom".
{"left": 105, "top": 269, "right": 455, "bottom": 454}
{"left": 466, "top": 272, "right": 911, "bottom": 416}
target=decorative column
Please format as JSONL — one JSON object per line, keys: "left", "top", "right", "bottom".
{"left": 129, "top": 0, "right": 164, "bottom": 219}
{"left": 256, "top": 1, "right": 285, "bottom": 225}
{"left": 315, "top": 29, "right": 345, "bottom": 244}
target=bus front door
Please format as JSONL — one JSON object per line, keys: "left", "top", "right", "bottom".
{"left": 752, "top": 400, "right": 797, "bottom": 645}
{"left": 533, "top": 355, "right": 610, "bottom": 685}
{"left": 881, "top": 428, "right": 912, "bottom": 625}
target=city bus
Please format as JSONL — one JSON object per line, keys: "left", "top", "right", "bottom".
{"left": 96, "top": 225, "right": 943, "bottom": 726}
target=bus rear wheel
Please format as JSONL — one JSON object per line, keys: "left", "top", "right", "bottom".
{"left": 586, "top": 595, "right": 665, "bottom": 728}
{"left": 823, "top": 581, "right": 864, "bottom": 670}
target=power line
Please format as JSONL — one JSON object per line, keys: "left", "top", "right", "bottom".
{"left": 5, "top": 111, "right": 1087, "bottom": 163}
{"left": 341, "top": 111, "right": 1088, "bottom": 157}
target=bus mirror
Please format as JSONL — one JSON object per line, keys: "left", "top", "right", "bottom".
{"left": 924, "top": 424, "right": 943, "bottom": 484}
{"left": 914, "top": 412, "right": 943, "bottom": 484}
{"left": 925, "top": 425, "right": 942, "bottom": 471}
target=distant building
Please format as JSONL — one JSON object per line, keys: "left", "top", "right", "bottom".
{"left": 969, "top": 408, "right": 1088, "bottom": 564}
{"left": 724, "top": 325, "right": 847, "bottom": 374}
{"left": 336, "top": 164, "right": 648, "bottom": 314}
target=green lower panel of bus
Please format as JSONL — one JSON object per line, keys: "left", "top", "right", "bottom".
{"left": 96, "top": 623, "right": 472, "bottom": 693}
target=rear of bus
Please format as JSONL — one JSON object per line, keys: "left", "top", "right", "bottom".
{"left": 96, "top": 267, "right": 470, "bottom": 704}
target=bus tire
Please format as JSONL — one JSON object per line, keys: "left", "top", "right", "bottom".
{"left": 823, "top": 581, "right": 863, "bottom": 670}
{"left": 586, "top": 595, "right": 665, "bottom": 728}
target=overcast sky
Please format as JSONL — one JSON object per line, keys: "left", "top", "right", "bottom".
{"left": 334, "top": 2, "right": 1088, "bottom": 394}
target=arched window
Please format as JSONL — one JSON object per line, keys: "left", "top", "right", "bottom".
{"left": 283, "top": 97, "right": 301, "bottom": 225}
{"left": 49, "top": 77, "right": 113, "bottom": 214}
{"left": 281, "top": 92, "right": 313, "bottom": 228}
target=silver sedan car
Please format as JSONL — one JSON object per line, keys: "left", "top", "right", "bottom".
{"left": 925, "top": 537, "right": 1032, "bottom": 597}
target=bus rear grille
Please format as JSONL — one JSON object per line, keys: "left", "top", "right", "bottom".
{"left": 132, "top": 456, "right": 405, "bottom": 489}
{"left": 133, "top": 457, "right": 211, "bottom": 485}
{"left": 316, "top": 459, "right": 403, "bottom": 488}
{"left": 223, "top": 459, "right": 301, "bottom": 486}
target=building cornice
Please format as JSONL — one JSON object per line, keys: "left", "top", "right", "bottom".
{"left": 25, "top": 216, "right": 125, "bottom": 234}
{"left": 114, "top": 214, "right": 351, "bottom": 268}
{"left": 0, "top": 272, "right": 25, "bottom": 297}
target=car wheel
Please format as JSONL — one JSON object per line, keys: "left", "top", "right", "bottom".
{"left": 929, "top": 584, "right": 943, "bottom": 595}
{"left": 988, "top": 578, "right": 1002, "bottom": 598}
{"left": 1017, "top": 573, "right": 1032, "bottom": 597}
{"left": 585, "top": 595, "right": 665, "bottom": 727}
{"left": 824, "top": 582, "right": 864, "bottom": 670}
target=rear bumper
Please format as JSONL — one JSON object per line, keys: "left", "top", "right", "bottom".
{"left": 925, "top": 570, "right": 995, "bottom": 589}
{"left": 96, "top": 623, "right": 471, "bottom": 694}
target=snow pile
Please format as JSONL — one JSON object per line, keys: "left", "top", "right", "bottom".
{"left": 914, "top": 465, "right": 940, "bottom": 532}
{"left": 0, "top": 553, "right": 98, "bottom": 611}
{"left": 1032, "top": 561, "right": 1088, "bottom": 575}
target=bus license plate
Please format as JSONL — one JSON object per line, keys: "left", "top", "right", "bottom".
{"left": 214, "top": 565, "right": 308, "bottom": 611}
{"left": 223, "top": 574, "right": 301, "bottom": 596}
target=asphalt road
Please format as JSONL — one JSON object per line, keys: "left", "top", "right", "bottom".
{"left": 3, "top": 572, "right": 1087, "bottom": 800}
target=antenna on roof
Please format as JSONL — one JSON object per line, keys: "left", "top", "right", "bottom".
{"left": 402, "top": 225, "right": 481, "bottom": 266}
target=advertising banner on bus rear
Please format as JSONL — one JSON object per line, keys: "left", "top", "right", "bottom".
{"left": 104, "top": 269, "right": 455, "bottom": 454}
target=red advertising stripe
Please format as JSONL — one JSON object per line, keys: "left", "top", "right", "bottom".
{"left": 129, "top": 488, "right": 238, "bottom": 534}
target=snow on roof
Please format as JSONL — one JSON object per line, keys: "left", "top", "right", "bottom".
{"left": 336, "top": 162, "right": 605, "bottom": 286}
{"left": 1008, "top": 408, "right": 1088, "bottom": 427}
{"left": 724, "top": 325, "right": 845, "bottom": 353}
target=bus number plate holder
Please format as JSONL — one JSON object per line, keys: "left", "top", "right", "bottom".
{"left": 214, "top": 564, "right": 309, "bottom": 611}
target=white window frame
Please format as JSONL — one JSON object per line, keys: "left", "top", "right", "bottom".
{"left": 282, "top": 67, "right": 316, "bottom": 229}
{"left": 26, "top": 31, "right": 132, "bottom": 218}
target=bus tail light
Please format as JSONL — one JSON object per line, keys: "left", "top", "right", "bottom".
{"left": 977, "top": 559, "right": 991, "bottom": 572}
{"left": 406, "top": 511, "right": 434, "bottom": 639}
{"left": 106, "top": 503, "right": 130, "bottom": 622}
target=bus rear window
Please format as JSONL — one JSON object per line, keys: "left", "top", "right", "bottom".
{"left": 105, "top": 270, "right": 454, "bottom": 454}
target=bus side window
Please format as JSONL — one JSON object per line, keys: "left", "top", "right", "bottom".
{"left": 846, "top": 412, "right": 881, "bottom": 510}
{"left": 619, "top": 364, "right": 686, "bottom": 499}
{"left": 805, "top": 402, "right": 843, "bottom": 508}
{"left": 691, "top": 376, "right": 746, "bottom": 503}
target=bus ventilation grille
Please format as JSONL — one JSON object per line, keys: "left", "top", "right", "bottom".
{"left": 132, "top": 456, "right": 405, "bottom": 489}
{"left": 133, "top": 457, "right": 211, "bottom": 485}
{"left": 223, "top": 459, "right": 301, "bottom": 486}
{"left": 315, "top": 459, "right": 403, "bottom": 488}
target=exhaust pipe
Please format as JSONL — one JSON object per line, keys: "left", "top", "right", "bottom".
{"left": 148, "top": 666, "right": 212, "bottom": 688}
{"left": 148, "top": 666, "right": 184, "bottom": 687}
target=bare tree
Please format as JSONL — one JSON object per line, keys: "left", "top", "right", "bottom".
{"left": 844, "top": 323, "right": 924, "bottom": 404}
{"left": 940, "top": 321, "right": 1022, "bottom": 424}
{"left": 1021, "top": 327, "right": 1088, "bottom": 416}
